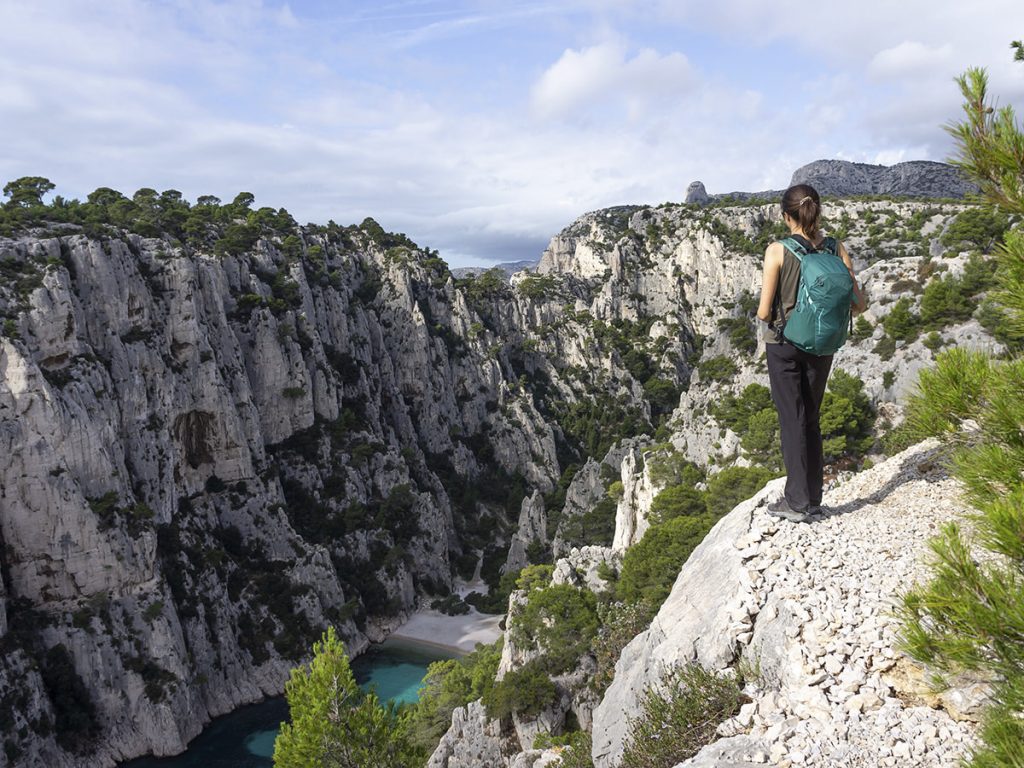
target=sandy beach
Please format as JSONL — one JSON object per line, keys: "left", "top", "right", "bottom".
{"left": 389, "top": 577, "right": 504, "bottom": 656}
{"left": 389, "top": 607, "right": 504, "bottom": 656}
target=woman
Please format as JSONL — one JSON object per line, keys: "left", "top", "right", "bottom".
{"left": 755, "top": 184, "right": 867, "bottom": 522}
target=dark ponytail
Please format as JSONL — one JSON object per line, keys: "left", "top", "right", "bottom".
{"left": 781, "top": 184, "right": 821, "bottom": 242}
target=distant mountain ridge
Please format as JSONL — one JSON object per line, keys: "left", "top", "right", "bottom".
{"left": 450, "top": 259, "right": 538, "bottom": 280}
{"left": 685, "top": 159, "right": 977, "bottom": 204}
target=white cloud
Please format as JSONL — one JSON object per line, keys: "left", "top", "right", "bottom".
{"left": 869, "top": 41, "right": 953, "bottom": 79}
{"left": 1, "top": 0, "right": 1021, "bottom": 267}
{"left": 531, "top": 41, "right": 694, "bottom": 121}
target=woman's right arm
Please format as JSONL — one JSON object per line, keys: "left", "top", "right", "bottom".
{"left": 838, "top": 241, "right": 868, "bottom": 314}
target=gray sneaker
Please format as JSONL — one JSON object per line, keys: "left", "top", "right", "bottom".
{"left": 766, "top": 498, "right": 811, "bottom": 523}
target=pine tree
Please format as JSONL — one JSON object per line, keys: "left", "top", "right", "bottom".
{"left": 899, "top": 60, "right": 1024, "bottom": 768}
{"left": 273, "top": 627, "right": 421, "bottom": 768}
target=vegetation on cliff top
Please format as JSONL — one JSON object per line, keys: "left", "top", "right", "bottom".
{"left": 898, "top": 61, "right": 1024, "bottom": 768}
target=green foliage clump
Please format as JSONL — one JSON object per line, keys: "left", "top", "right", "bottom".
{"left": 704, "top": 465, "right": 777, "bottom": 517}
{"left": 699, "top": 355, "right": 738, "bottom": 382}
{"left": 941, "top": 206, "right": 1011, "bottom": 253}
{"left": 517, "top": 274, "right": 558, "bottom": 300}
{"left": 516, "top": 564, "right": 555, "bottom": 592}
{"left": 590, "top": 600, "right": 658, "bottom": 696}
{"left": 273, "top": 627, "right": 421, "bottom": 768}
{"left": 553, "top": 395, "right": 650, "bottom": 463}
{"left": 717, "top": 315, "right": 755, "bottom": 354}
{"left": 643, "top": 376, "right": 681, "bottom": 418}
{"left": 850, "top": 314, "right": 873, "bottom": 342}
{"left": 819, "top": 369, "right": 876, "bottom": 461}
{"left": 710, "top": 383, "right": 780, "bottom": 467}
{"left": 511, "top": 584, "right": 599, "bottom": 674}
{"left": 649, "top": 484, "right": 707, "bottom": 525}
{"left": 620, "top": 664, "right": 743, "bottom": 768}
{"left": 901, "top": 348, "right": 992, "bottom": 439}
{"left": 405, "top": 640, "right": 502, "bottom": 755}
{"left": 616, "top": 515, "right": 716, "bottom": 609}
{"left": 544, "top": 733, "right": 593, "bottom": 768}
{"left": 557, "top": 496, "right": 617, "bottom": 549}
{"left": 482, "top": 659, "right": 559, "bottom": 720}
{"left": 920, "top": 274, "right": 972, "bottom": 329}
{"left": 646, "top": 447, "right": 703, "bottom": 488}
{"left": 882, "top": 297, "right": 921, "bottom": 341}
{"left": 873, "top": 333, "right": 897, "bottom": 361}
{"left": 899, "top": 63, "right": 1024, "bottom": 768}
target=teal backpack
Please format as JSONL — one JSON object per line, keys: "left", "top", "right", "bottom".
{"left": 779, "top": 236, "right": 854, "bottom": 356}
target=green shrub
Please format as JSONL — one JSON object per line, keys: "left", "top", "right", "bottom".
{"left": 620, "top": 664, "right": 742, "bottom": 768}
{"left": 405, "top": 640, "right": 502, "bottom": 754}
{"left": 550, "top": 731, "right": 594, "bottom": 768}
{"left": 850, "top": 315, "right": 873, "bottom": 342}
{"left": 923, "top": 331, "right": 944, "bottom": 351}
{"left": 516, "top": 564, "right": 555, "bottom": 592}
{"left": 617, "top": 515, "right": 716, "bottom": 608}
{"left": 704, "top": 466, "right": 776, "bottom": 517}
{"left": 591, "top": 600, "right": 657, "bottom": 696}
{"left": 648, "top": 485, "right": 707, "bottom": 525}
{"left": 819, "top": 370, "right": 876, "bottom": 461}
{"left": 647, "top": 449, "right": 703, "bottom": 488}
{"left": 873, "top": 333, "right": 897, "bottom": 361}
{"left": 901, "top": 348, "right": 993, "bottom": 439}
{"left": 557, "top": 496, "right": 617, "bottom": 549}
{"left": 941, "top": 206, "right": 1010, "bottom": 253}
{"left": 717, "top": 316, "right": 755, "bottom": 354}
{"left": 699, "top": 355, "right": 737, "bottom": 382}
{"left": 511, "top": 584, "right": 599, "bottom": 675}
{"left": 517, "top": 274, "right": 557, "bottom": 300}
{"left": 977, "top": 298, "right": 1024, "bottom": 352}
{"left": 920, "top": 275, "right": 972, "bottom": 329}
{"left": 882, "top": 297, "right": 921, "bottom": 341}
{"left": 482, "top": 660, "right": 559, "bottom": 720}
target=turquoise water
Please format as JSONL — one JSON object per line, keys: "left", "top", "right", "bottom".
{"left": 121, "top": 641, "right": 454, "bottom": 768}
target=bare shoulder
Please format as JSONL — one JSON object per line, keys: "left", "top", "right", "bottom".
{"left": 764, "top": 241, "right": 785, "bottom": 267}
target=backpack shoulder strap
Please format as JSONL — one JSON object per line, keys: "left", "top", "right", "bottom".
{"left": 779, "top": 237, "right": 805, "bottom": 262}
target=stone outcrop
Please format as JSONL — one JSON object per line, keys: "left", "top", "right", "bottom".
{"left": 686, "top": 159, "right": 975, "bottom": 206}
{"left": 791, "top": 159, "right": 977, "bottom": 199}
{"left": 592, "top": 441, "right": 981, "bottom": 768}
{"left": 426, "top": 701, "right": 517, "bottom": 768}
{"left": 504, "top": 491, "right": 548, "bottom": 574}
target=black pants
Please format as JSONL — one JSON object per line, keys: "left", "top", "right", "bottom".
{"left": 766, "top": 342, "right": 834, "bottom": 511}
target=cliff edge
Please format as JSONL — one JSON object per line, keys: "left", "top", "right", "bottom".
{"left": 592, "top": 440, "right": 982, "bottom": 768}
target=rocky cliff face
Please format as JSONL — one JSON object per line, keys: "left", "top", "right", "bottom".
{"left": 592, "top": 441, "right": 981, "bottom": 768}
{"left": 0, "top": 165, "right": 999, "bottom": 766}
{"left": 427, "top": 186, "right": 999, "bottom": 768}
{"left": 0, "top": 221, "right": 575, "bottom": 766}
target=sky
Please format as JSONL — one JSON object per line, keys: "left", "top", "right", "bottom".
{"left": 1, "top": 1, "right": 1023, "bottom": 267}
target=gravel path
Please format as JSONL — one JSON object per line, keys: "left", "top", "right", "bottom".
{"left": 685, "top": 441, "right": 982, "bottom": 767}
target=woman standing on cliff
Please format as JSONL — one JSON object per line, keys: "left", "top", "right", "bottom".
{"left": 755, "top": 184, "right": 867, "bottom": 523}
